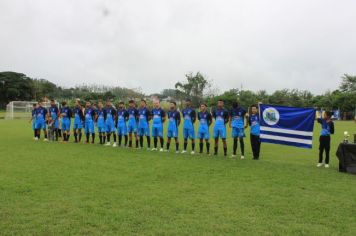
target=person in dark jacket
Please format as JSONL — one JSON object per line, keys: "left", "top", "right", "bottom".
{"left": 317, "top": 111, "right": 335, "bottom": 168}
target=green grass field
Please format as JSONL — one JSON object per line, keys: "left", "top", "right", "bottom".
{"left": 0, "top": 120, "right": 355, "bottom": 235}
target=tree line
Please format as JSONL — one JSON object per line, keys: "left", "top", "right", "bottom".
{"left": 0, "top": 71, "right": 355, "bottom": 118}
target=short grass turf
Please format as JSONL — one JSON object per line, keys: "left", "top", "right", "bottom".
{"left": 0, "top": 120, "right": 355, "bottom": 235}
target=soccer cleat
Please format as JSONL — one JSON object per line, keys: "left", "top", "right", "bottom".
{"left": 191, "top": 151, "right": 195, "bottom": 155}
{"left": 112, "top": 143, "right": 117, "bottom": 147}
{"left": 105, "top": 142, "right": 111, "bottom": 146}
{"left": 231, "top": 154, "right": 237, "bottom": 159}
{"left": 181, "top": 150, "right": 187, "bottom": 154}
{"left": 43, "top": 138, "right": 48, "bottom": 142}
{"left": 241, "top": 155, "right": 245, "bottom": 160}
{"left": 317, "top": 163, "right": 323, "bottom": 167}
{"left": 325, "top": 164, "right": 330, "bottom": 168}
{"left": 146, "top": 148, "right": 150, "bottom": 151}
{"left": 175, "top": 150, "right": 180, "bottom": 154}
{"left": 159, "top": 148, "right": 164, "bottom": 152}
{"left": 34, "top": 137, "right": 39, "bottom": 141}
{"left": 151, "top": 148, "right": 157, "bottom": 151}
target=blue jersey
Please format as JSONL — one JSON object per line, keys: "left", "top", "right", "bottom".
{"left": 317, "top": 118, "right": 334, "bottom": 136}
{"left": 198, "top": 111, "right": 212, "bottom": 130}
{"left": 60, "top": 106, "right": 72, "bottom": 119}
{"left": 167, "top": 110, "right": 180, "bottom": 129}
{"left": 73, "top": 106, "right": 84, "bottom": 123}
{"left": 249, "top": 114, "right": 260, "bottom": 136}
{"left": 212, "top": 109, "right": 229, "bottom": 126}
{"left": 35, "top": 106, "right": 47, "bottom": 121}
{"left": 84, "top": 107, "right": 96, "bottom": 123}
{"left": 49, "top": 105, "right": 59, "bottom": 121}
{"left": 182, "top": 108, "right": 196, "bottom": 129}
{"left": 138, "top": 107, "right": 151, "bottom": 128}
{"left": 117, "top": 109, "right": 128, "bottom": 125}
{"left": 105, "top": 107, "right": 116, "bottom": 124}
{"left": 152, "top": 108, "right": 166, "bottom": 127}
{"left": 127, "top": 108, "right": 138, "bottom": 123}
{"left": 96, "top": 108, "right": 106, "bottom": 127}
{"left": 230, "top": 107, "right": 246, "bottom": 128}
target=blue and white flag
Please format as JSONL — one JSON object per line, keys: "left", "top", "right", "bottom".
{"left": 259, "top": 104, "right": 315, "bottom": 149}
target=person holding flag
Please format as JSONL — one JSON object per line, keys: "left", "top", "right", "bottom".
{"left": 248, "top": 104, "right": 261, "bottom": 160}
{"left": 212, "top": 99, "right": 229, "bottom": 156}
{"left": 317, "top": 111, "right": 335, "bottom": 168}
{"left": 166, "top": 102, "right": 181, "bottom": 153}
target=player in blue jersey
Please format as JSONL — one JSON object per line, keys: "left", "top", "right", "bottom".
{"left": 60, "top": 101, "right": 72, "bottom": 142}
{"left": 151, "top": 100, "right": 166, "bottom": 151}
{"left": 137, "top": 99, "right": 152, "bottom": 149}
{"left": 197, "top": 103, "right": 212, "bottom": 155}
{"left": 34, "top": 101, "right": 48, "bottom": 141}
{"left": 48, "top": 99, "right": 60, "bottom": 141}
{"left": 29, "top": 103, "right": 38, "bottom": 139}
{"left": 96, "top": 101, "right": 107, "bottom": 145}
{"left": 84, "top": 101, "right": 97, "bottom": 144}
{"left": 181, "top": 99, "right": 196, "bottom": 154}
{"left": 127, "top": 100, "right": 139, "bottom": 148}
{"left": 229, "top": 102, "right": 248, "bottom": 159}
{"left": 248, "top": 104, "right": 261, "bottom": 160}
{"left": 73, "top": 99, "right": 84, "bottom": 143}
{"left": 116, "top": 102, "right": 129, "bottom": 147}
{"left": 212, "top": 99, "right": 229, "bottom": 156}
{"left": 166, "top": 102, "right": 181, "bottom": 153}
{"left": 317, "top": 111, "right": 335, "bottom": 168}
{"left": 104, "top": 100, "right": 117, "bottom": 147}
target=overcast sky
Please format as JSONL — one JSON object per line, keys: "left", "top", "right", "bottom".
{"left": 1, "top": 0, "right": 355, "bottom": 94}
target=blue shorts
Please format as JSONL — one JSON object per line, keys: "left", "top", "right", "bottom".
{"left": 138, "top": 126, "right": 150, "bottom": 136}
{"left": 61, "top": 119, "right": 71, "bottom": 131}
{"left": 97, "top": 123, "right": 106, "bottom": 133}
{"left": 85, "top": 122, "right": 95, "bottom": 134}
{"left": 167, "top": 128, "right": 178, "bottom": 138}
{"left": 35, "top": 120, "right": 46, "bottom": 130}
{"left": 213, "top": 125, "right": 226, "bottom": 139}
{"left": 232, "top": 127, "right": 245, "bottom": 138}
{"left": 117, "top": 124, "right": 127, "bottom": 136}
{"left": 127, "top": 122, "right": 137, "bottom": 133}
{"left": 152, "top": 126, "right": 163, "bottom": 137}
{"left": 183, "top": 127, "right": 195, "bottom": 139}
{"left": 73, "top": 122, "right": 83, "bottom": 129}
{"left": 198, "top": 130, "right": 210, "bottom": 140}
{"left": 105, "top": 122, "right": 115, "bottom": 133}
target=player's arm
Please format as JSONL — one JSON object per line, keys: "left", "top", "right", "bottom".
{"left": 244, "top": 109, "right": 248, "bottom": 128}
{"left": 207, "top": 112, "right": 213, "bottom": 127}
{"left": 104, "top": 110, "right": 107, "bottom": 121}
{"left": 330, "top": 121, "right": 335, "bottom": 134}
{"left": 212, "top": 110, "right": 216, "bottom": 120}
{"left": 80, "top": 109, "right": 85, "bottom": 121}
{"left": 191, "top": 110, "right": 196, "bottom": 123}
{"left": 68, "top": 108, "right": 72, "bottom": 119}
{"left": 176, "top": 112, "right": 181, "bottom": 126}
{"left": 147, "top": 109, "right": 152, "bottom": 122}
{"left": 161, "top": 110, "right": 166, "bottom": 123}
{"left": 228, "top": 110, "right": 232, "bottom": 127}
{"left": 224, "top": 110, "right": 229, "bottom": 124}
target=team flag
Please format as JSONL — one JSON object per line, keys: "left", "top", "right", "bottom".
{"left": 259, "top": 104, "right": 316, "bottom": 149}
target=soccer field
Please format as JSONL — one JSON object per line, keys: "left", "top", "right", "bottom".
{"left": 0, "top": 120, "right": 355, "bottom": 235}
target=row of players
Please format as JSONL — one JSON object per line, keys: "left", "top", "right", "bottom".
{"left": 31, "top": 98, "right": 261, "bottom": 159}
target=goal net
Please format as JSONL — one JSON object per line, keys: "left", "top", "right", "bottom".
{"left": 5, "top": 101, "right": 56, "bottom": 120}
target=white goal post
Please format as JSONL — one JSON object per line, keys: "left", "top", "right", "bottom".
{"left": 5, "top": 101, "right": 58, "bottom": 120}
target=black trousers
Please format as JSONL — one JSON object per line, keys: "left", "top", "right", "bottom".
{"left": 250, "top": 134, "right": 261, "bottom": 159}
{"left": 319, "top": 136, "right": 331, "bottom": 164}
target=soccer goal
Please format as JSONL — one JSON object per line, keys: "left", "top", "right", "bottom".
{"left": 5, "top": 101, "right": 56, "bottom": 120}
